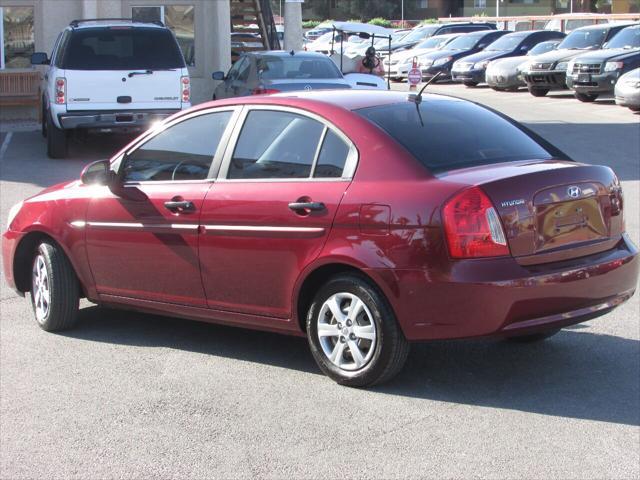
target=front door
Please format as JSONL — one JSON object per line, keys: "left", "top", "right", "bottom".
{"left": 85, "top": 109, "right": 237, "bottom": 307}
{"left": 199, "top": 107, "right": 357, "bottom": 318}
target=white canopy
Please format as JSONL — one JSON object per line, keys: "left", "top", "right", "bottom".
{"left": 331, "top": 21, "right": 394, "bottom": 39}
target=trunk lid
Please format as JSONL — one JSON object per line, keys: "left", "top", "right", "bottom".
{"left": 66, "top": 69, "right": 183, "bottom": 111}
{"left": 263, "top": 78, "right": 351, "bottom": 92}
{"left": 440, "top": 160, "right": 624, "bottom": 263}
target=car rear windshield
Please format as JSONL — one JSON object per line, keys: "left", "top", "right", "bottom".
{"left": 355, "top": 100, "right": 555, "bottom": 174}
{"left": 258, "top": 56, "right": 342, "bottom": 79}
{"left": 557, "top": 28, "right": 607, "bottom": 49}
{"left": 61, "top": 27, "right": 184, "bottom": 70}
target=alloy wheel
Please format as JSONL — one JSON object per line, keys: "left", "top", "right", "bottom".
{"left": 317, "top": 292, "right": 377, "bottom": 371}
{"left": 32, "top": 254, "right": 50, "bottom": 323}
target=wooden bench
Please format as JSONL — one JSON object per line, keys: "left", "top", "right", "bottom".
{"left": 0, "top": 70, "right": 42, "bottom": 121}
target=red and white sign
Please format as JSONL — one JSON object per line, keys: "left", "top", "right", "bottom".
{"left": 407, "top": 68, "right": 422, "bottom": 86}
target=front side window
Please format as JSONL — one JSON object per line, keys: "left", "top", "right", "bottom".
{"left": 61, "top": 27, "right": 184, "bottom": 70}
{"left": 132, "top": 5, "right": 195, "bottom": 66}
{"left": 122, "top": 111, "right": 232, "bottom": 182}
{"left": 356, "top": 100, "right": 556, "bottom": 174}
{"left": 1, "top": 6, "right": 35, "bottom": 69}
{"left": 606, "top": 27, "right": 640, "bottom": 49}
{"left": 228, "top": 110, "right": 351, "bottom": 180}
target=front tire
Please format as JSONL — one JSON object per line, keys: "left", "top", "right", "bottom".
{"left": 30, "top": 241, "right": 79, "bottom": 332}
{"left": 575, "top": 92, "right": 598, "bottom": 102}
{"left": 529, "top": 86, "right": 549, "bottom": 97}
{"left": 306, "top": 274, "right": 409, "bottom": 387}
{"left": 464, "top": 81, "right": 479, "bottom": 87}
{"left": 46, "top": 113, "right": 68, "bottom": 159}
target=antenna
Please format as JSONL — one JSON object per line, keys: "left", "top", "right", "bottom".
{"left": 411, "top": 72, "right": 442, "bottom": 105}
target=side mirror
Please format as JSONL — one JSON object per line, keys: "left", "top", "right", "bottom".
{"left": 81, "top": 159, "right": 113, "bottom": 186}
{"left": 212, "top": 71, "right": 226, "bottom": 81}
{"left": 31, "top": 52, "right": 49, "bottom": 65}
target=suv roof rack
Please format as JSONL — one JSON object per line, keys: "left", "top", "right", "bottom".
{"left": 69, "top": 18, "right": 164, "bottom": 28}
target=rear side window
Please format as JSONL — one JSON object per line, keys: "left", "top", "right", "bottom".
{"left": 356, "top": 100, "right": 554, "bottom": 174}
{"left": 229, "top": 110, "right": 324, "bottom": 179}
{"left": 61, "top": 27, "right": 184, "bottom": 70}
{"left": 122, "top": 111, "right": 232, "bottom": 182}
{"left": 314, "top": 130, "right": 350, "bottom": 178}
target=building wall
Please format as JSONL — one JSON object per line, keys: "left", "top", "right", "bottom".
{"left": 462, "top": 0, "right": 556, "bottom": 17}
{"left": 1, "top": 0, "right": 230, "bottom": 121}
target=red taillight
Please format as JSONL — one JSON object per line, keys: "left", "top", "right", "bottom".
{"left": 251, "top": 87, "right": 281, "bottom": 95}
{"left": 442, "top": 186, "right": 509, "bottom": 259}
{"left": 55, "top": 77, "right": 66, "bottom": 104}
{"left": 180, "top": 76, "right": 190, "bottom": 103}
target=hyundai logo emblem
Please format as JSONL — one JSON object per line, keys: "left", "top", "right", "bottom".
{"left": 567, "top": 186, "right": 582, "bottom": 198}
{"left": 304, "top": 85, "right": 312, "bottom": 91}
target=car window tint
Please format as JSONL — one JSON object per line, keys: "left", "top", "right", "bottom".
{"left": 61, "top": 27, "right": 184, "bottom": 70}
{"left": 356, "top": 100, "right": 554, "bottom": 174}
{"left": 229, "top": 110, "right": 324, "bottom": 179}
{"left": 314, "top": 130, "right": 350, "bottom": 178}
{"left": 122, "top": 112, "right": 232, "bottom": 182}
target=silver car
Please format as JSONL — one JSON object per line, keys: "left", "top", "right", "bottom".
{"left": 212, "top": 51, "right": 351, "bottom": 100}
{"left": 615, "top": 67, "right": 640, "bottom": 111}
{"left": 486, "top": 39, "right": 563, "bottom": 91}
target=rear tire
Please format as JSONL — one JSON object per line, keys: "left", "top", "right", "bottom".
{"left": 46, "top": 113, "right": 68, "bottom": 159}
{"left": 504, "top": 329, "right": 560, "bottom": 343}
{"left": 491, "top": 86, "right": 506, "bottom": 91}
{"left": 306, "top": 274, "right": 409, "bottom": 387}
{"left": 575, "top": 92, "right": 598, "bottom": 102}
{"left": 464, "top": 81, "right": 479, "bottom": 87}
{"left": 528, "top": 86, "right": 549, "bottom": 97}
{"left": 30, "top": 241, "right": 80, "bottom": 332}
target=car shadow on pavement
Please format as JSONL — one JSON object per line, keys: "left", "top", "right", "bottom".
{"left": 66, "top": 305, "right": 639, "bottom": 427}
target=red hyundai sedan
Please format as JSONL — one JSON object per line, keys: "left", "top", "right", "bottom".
{"left": 3, "top": 91, "right": 638, "bottom": 387}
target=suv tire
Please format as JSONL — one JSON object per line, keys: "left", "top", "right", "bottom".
{"left": 30, "top": 241, "right": 80, "bottom": 332}
{"left": 306, "top": 273, "right": 409, "bottom": 387}
{"left": 46, "top": 113, "right": 68, "bottom": 159}
{"left": 575, "top": 92, "right": 598, "bottom": 102}
{"left": 529, "top": 86, "right": 549, "bottom": 97}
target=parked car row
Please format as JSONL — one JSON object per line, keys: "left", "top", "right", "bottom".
{"left": 371, "top": 21, "right": 639, "bottom": 112}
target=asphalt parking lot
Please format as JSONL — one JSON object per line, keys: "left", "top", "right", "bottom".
{"left": 1, "top": 84, "right": 639, "bottom": 479}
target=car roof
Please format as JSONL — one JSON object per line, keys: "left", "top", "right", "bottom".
{"left": 251, "top": 50, "right": 331, "bottom": 59}
{"left": 573, "top": 23, "right": 627, "bottom": 31}
{"left": 69, "top": 20, "right": 166, "bottom": 29}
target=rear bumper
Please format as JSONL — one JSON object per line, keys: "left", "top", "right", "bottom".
{"left": 58, "top": 108, "right": 185, "bottom": 131}
{"left": 523, "top": 69, "right": 567, "bottom": 89}
{"left": 372, "top": 234, "right": 639, "bottom": 341}
{"left": 566, "top": 71, "right": 620, "bottom": 94}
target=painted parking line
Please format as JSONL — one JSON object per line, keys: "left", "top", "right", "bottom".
{"left": 0, "top": 132, "right": 13, "bottom": 160}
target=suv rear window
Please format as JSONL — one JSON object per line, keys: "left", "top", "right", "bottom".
{"left": 355, "top": 100, "right": 556, "bottom": 173}
{"left": 61, "top": 27, "right": 184, "bottom": 70}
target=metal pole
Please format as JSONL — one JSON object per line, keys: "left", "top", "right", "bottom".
{"left": 387, "top": 35, "right": 391, "bottom": 90}
{"left": 401, "top": 0, "right": 404, "bottom": 28}
{"left": 570, "top": 0, "right": 573, "bottom": 14}
{"left": 496, "top": 0, "right": 499, "bottom": 19}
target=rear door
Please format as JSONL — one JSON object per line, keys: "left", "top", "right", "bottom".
{"left": 61, "top": 26, "right": 185, "bottom": 111}
{"left": 198, "top": 106, "right": 357, "bottom": 318}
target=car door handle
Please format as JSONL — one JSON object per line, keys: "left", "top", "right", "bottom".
{"left": 164, "top": 200, "right": 195, "bottom": 212}
{"left": 288, "top": 201, "right": 325, "bottom": 211}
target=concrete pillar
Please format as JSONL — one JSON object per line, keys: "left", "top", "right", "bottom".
{"left": 202, "top": 0, "right": 231, "bottom": 103}
{"left": 82, "top": 0, "right": 98, "bottom": 19}
{"left": 284, "top": 0, "right": 303, "bottom": 51}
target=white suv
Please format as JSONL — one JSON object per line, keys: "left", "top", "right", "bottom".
{"left": 31, "top": 19, "right": 191, "bottom": 158}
